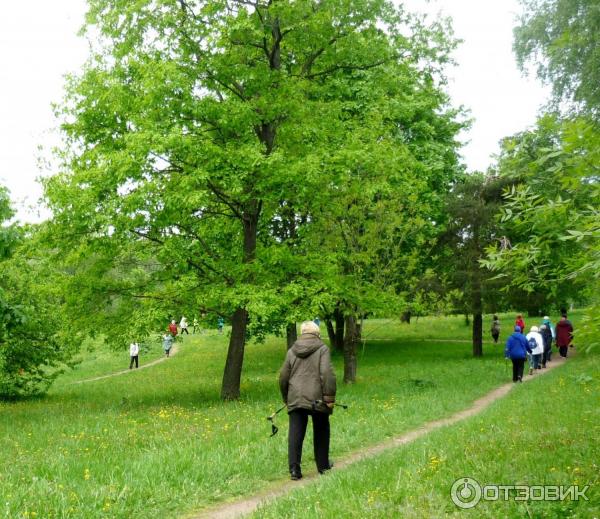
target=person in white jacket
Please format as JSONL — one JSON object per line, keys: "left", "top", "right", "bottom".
{"left": 129, "top": 342, "right": 140, "bottom": 369}
{"left": 526, "top": 326, "right": 544, "bottom": 375}
{"left": 180, "top": 316, "right": 189, "bottom": 335}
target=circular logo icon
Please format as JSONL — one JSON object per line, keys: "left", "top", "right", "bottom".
{"left": 451, "top": 477, "right": 482, "bottom": 509}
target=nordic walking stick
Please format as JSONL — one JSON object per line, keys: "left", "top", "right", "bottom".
{"left": 266, "top": 404, "right": 286, "bottom": 437}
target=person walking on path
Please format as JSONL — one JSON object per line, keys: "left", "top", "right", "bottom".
{"left": 490, "top": 315, "right": 501, "bottom": 344}
{"left": 193, "top": 317, "right": 199, "bottom": 334}
{"left": 526, "top": 325, "right": 544, "bottom": 374}
{"left": 515, "top": 314, "right": 526, "bottom": 333}
{"left": 505, "top": 325, "right": 529, "bottom": 383}
{"left": 129, "top": 342, "right": 140, "bottom": 369}
{"left": 163, "top": 332, "right": 174, "bottom": 357}
{"left": 217, "top": 316, "right": 224, "bottom": 334}
{"left": 180, "top": 316, "right": 189, "bottom": 335}
{"left": 168, "top": 320, "right": 178, "bottom": 337}
{"left": 279, "top": 320, "right": 337, "bottom": 480}
{"left": 540, "top": 324, "right": 552, "bottom": 367}
{"left": 555, "top": 314, "right": 574, "bottom": 358}
{"left": 542, "top": 316, "right": 555, "bottom": 341}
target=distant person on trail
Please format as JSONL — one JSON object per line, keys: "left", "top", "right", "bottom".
{"left": 168, "top": 320, "right": 178, "bottom": 337}
{"left": 555, "top": 314, "right": 574, "bottom": 358}
{"left": 542, "top": 316, "right": 555, "bottom": 341}
{"left": 193, "top": 317, "right": 199, "bottom": 334}
{"left": 129, "top": 342, "right": 140, "bottom": 369}
{"left": 217, "top": 316, "right": 224, "bottom": 334}
{"left": 515, "top": 314, "right": 526, "bottom": 333}
{"left": 180, "top": 316, "right": 189, "bottom": 335}
{"left": 490, "top": 315, "right": 501, "bottom": 344}
{"left": 540, "top": 324, "right": 553, "bottom": 367}
{"left": 163, "top": 333, "right": 174, "bottom": 357}
{"left": 279, "top": 320, "right": 337, "bottom": 481}
{"left": 505, "top": 325, "right": 529, "bottom": 383}
{"left": 526, "top": 326, "right": 544, "bottom": 374}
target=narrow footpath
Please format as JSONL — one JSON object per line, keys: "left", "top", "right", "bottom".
{"left": 72, "top": 344, "right": 179, "bottom": 384}
{"left": 191, "top": 353, "right": 569, "bottom": 519}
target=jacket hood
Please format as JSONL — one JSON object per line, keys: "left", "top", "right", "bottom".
{"left": 292, "top": 333, "right": 325, "bottom": 358}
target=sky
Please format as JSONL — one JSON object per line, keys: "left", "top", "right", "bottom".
{"left": 0, "top": 0, "right": 550, "bottom": 223}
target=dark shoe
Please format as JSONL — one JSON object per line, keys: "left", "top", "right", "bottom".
{"left": 319, "top": 462, "right": 334, "bottom": 474}
{"left": 290, "top": 466, "right": 302, "bottom": 480}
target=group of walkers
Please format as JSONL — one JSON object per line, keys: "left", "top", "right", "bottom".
{"left": 504, "top": 313, "right": 574, "bottom": 382}
{"left": 129, "top": 315, "right": 227, "bottom": 368}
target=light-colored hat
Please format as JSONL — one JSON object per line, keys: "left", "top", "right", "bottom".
{"left": 300, "top": 321, "right": 320, "bottom": 336}
{"left": 531, "top": 325, "right": 539, "bottom": 333}
{"left": 543, "top": 316, "right": 550, "bottom": 320}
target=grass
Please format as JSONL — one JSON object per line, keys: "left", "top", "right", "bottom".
{"left": 252, "top": 349, "right": 599, "bottom": 518}
{"left": 52, "top": 337, "right": 168, "bottom": 386}
{"left": 0, "top": 312, "right": 590, "bottom": 518}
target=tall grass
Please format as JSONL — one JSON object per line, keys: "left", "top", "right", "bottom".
{"left": 0, "top": 312, "right": 585, "bottom": 518}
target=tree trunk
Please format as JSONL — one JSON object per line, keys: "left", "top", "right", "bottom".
{"left": 220, "top": 209, "right": 259, "bottom": 400}
{"left": 472, "top": 256, "right": 483, "bottom": 357}
{"left": 472, "top": 313, "right": 483, "bottom": 357}
{"left": 221, "top": 307, "right": 248, "bottom": 400}
{"left": 286, "top": 322, "right": 297, "bottom": 350}
{"left": 343, "top": 315, "right": 358, "bottom": 383}
{"left": 325, "top": 319, "right": 336, "bottom": 348}
{"left": 334, "top": 307, "right": 345, "bottom": 353}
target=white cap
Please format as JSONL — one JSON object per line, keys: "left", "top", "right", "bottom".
{"left": 531, "top": 325, "right": 539, "bottom": 333}
{"left": 300, "top": 321, "right": 320, "bottom": 336}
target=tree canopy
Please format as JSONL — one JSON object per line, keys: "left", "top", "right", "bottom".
{"left": 514, "top": 0, "right": 600, "bottom": 117}
{"left": 0, "top": 187, "right": 76, "bottom": 398}
{"left": 44, "top": 0, "right": 465, "bottom": 398}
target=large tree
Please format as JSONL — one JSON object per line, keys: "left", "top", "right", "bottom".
{"left": 483, "top": 115, "right": 599, "bottom": 343}
{"left": 46, "top": 0, "right": 462, "bottom": 398}
{"left": 438, "top": 174, "right": 511, "bottom": 356}
{"left": 514, "top": 0, "right": 600, "bottom": 118}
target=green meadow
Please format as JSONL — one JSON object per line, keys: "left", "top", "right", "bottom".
{"left": 0, "top": 313, "right": 595, "bottom": 518}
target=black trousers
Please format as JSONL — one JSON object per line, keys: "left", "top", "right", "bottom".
{"left": 288, "top": 409, "right": 330, "bottom": 472}
{"left": 559, "top": 346, "right": 568, "bottom": 358}
{"left": 129, "top": 355, "right": 138, "bottom": 369}
{"left": 511, "top": 358, "right": 525, "bottom": 382}
{"left": 542, "top": 347, "right": 552, "bottom": 366}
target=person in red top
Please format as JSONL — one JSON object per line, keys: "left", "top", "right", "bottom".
{"left": 168, "top": 319, "right": 178, "bottom": 336}
{"left": 555, "top": 314, "right": 574, "bottom": 358}
{"left": 515, "top": 314, "right": 526, "bottom": 332}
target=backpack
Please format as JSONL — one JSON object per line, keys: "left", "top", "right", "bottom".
{"left": 527, "top": 336, "right": 537, "bottom": 353}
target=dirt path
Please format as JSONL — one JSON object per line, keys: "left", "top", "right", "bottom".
{"left": 191, "top": 354, "right": 569, "bottom": 519}
{"left": 71, "top": 344, "right": 179, "bottom": 385}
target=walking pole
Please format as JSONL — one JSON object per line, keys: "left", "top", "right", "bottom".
{"left": 266, "top": 405, "right": 286, "bottom": 437}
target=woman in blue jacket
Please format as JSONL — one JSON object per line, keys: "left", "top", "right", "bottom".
{"left": 505, "top": 325, "right": 530, "bottom": 382}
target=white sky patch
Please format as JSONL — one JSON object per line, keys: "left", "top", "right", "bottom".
{"left": 0, "top": 0, "right": 550, "bottom": 223}
{"left": 401, "top": 0, "right": 551, "bottom": 171}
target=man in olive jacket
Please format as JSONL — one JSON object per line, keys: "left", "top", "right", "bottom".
{"left": 279, "top": 321, "right": 336, "bottom": 480}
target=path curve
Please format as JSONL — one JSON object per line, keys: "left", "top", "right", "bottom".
{"left": 191, "top": 354, "right": 569, "bottom": 519}
{"left": 71, "top": 344, "right": 179, "bottom": 385}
